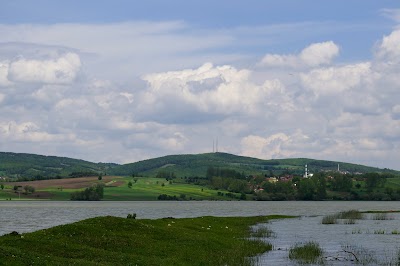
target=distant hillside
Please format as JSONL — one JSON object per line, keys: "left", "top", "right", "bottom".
{"left": 1, "top": 151, "right": 398, "bottom": 180}
{"left": 0, "top": 152, "right": 117, "bottom": 179}
{"left": 109, "top": 152, "right": 399, "bottom": 177}
{"left": 109, "top": 152, "right": 268, "bottom": 177}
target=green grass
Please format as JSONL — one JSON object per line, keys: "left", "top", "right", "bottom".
{"left": 288, "top": 241, "right": 323, "bottom": 264}
{"left": 0, "top": 215, "right": 294, "bottom": 266}
{"left": 103, "top": 177, "right": 237, "bottom": 201}
{"left": 386, "top": 176, "right": 400, "bottom": 188}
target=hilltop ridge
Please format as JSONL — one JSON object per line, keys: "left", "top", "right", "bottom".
{"left": 0, "top": 151, "right": 398, "bottom": 180}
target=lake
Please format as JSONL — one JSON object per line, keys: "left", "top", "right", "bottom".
{"left": 1, "top": 201, "right": 399, "bottom": 265}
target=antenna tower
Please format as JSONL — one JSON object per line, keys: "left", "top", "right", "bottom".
{"left": 305, "top": 164, "right": 308, "bottom": 178}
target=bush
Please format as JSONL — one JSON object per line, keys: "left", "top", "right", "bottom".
{"left": 127, "top": 213, "right": 137, "bottom": 219}
{"left": 23, "top": 185, "right": 35, "bottom": 194}
{"left": 157, "top": 194, "right": 178, "bottom": 200}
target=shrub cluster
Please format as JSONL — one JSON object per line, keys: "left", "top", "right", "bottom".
{"left": 70, "top": 184, "right": 104, "bottom": 201}
{"left": 127, "top": 213, "right": 137, "bottom": 219}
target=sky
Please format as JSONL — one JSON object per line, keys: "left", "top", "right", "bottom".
{"left": 0, "top": 1, "right": 400, "bottom": 170}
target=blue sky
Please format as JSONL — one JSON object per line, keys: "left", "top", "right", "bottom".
{"left": 0, "top": 1, "right": 400, "bottom": 169}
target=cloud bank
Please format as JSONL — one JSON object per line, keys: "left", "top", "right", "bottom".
{"left": 0, "top": 21, "right": 399, "bottom": 169}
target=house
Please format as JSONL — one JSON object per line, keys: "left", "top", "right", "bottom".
{"left": 266, "top": 177, "right": 278, "bottom": 183}
{"left": 279, "top": 175, "right": 294, "bottom": 182}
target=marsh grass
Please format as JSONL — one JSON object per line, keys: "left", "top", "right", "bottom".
{"left": 0, "top": 215, "right": 291, "bottom": 266}
{"left": 374, "top": 229, "right": 385, "bottom": 234}
{"left": 322, "top": 210, "right": 364, "bottom": 224}
{"left": 339, "top": 210, "right": 364, "bottom": 220}
{"left": 321, "top": 214, "right": 337, "bottom": 224}
{"left": 352, "top": 228, "right": 362, "bottom": 234}
{"left": 250, "top": 225, "right": 276, "bottom": 238}
{"left": 289, "top": 241, "right": 323, "bottom": 264}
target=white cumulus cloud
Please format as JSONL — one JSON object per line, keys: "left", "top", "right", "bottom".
{"left": 375, "top": 29, "right": 400, "bottom": 62}
{"left": 259, "top": 41, "right": 339, "bottom": 68}
{"left": 300, "top": 62, "right": 371, "bottom": 95}
{"left": 8, "top": 53, "right": 81, "bottom": 84}
{"left": 140, "top": 63, "right": 291, "bottom": 122}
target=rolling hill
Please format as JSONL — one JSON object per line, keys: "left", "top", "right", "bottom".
{"left": 0, "top": 151, "right": 398, "bottom": 180}
{"left": 108, "top": 152, "right": 399, "bottom": 177}
{"left": 0, "top": 152, "right": 116, "bottom": 179}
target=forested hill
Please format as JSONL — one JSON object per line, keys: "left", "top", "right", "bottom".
{"left": 1, "top": 151, "right": 398, "bottom": 180}
{"left": 0, "top": 152, "right": 116, "bottom": 180}
{"left": 108, "top": 152, "right": 399, "bottom": 177}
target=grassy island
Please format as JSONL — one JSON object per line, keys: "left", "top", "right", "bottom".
{"left": 0, "top": 215, "right": 293, "bottom": 265}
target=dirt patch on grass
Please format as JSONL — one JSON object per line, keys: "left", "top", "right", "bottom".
{"left": 6, "top": 176, "right": 123, "bottom": 190}
{"left": 106, "top": 181, "right": 125, "bottom": 187}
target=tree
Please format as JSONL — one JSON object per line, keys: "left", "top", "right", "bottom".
{"left": 297, "top": 179, "right": 316, "bottom": 200}
{"left": 23, "top": 185, "right": 35, "bottom": 194}
{"left": 329, "top": 172, "right": 352, "bottom": 192}
{"left": 0, "top": 184, "right": 4, "bottom": 190}
{"left": 128, "top": 181, "right": 133, "bottom": 188}
{"left": 70, "top": 184, "right": 104, "bottom": 201}
{"left": 312, "top": 174, "right": 327, "bottom": 200}
{"left": 364, "top": 173, "right": 386, "bottom": 192}
{"left": 133, "top": 178, "right": 138, "bottom": 183}
{"left": 98, "top": 175, "right": 103, "bottom": 181}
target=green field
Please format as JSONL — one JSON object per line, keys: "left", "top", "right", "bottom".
{"left": 104, "top": 177, "right": 234, "bottom": 200}
{"left": 0, "top": 215, "right": 294, "bottom": 265}
{"left": 0, "top": 176, "right": 239, "bottom": 201}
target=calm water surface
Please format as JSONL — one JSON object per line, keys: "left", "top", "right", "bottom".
{"left": 257, "top": 213, "right": 400, "bottom": 265}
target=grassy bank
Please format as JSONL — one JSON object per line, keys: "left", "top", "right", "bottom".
{"left": 0, "top": 215, "right": 293, "bottom": 265}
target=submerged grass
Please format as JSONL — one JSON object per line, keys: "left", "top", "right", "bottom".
{"left": 372, "top": 213, "right": 393, "bottom": 220}
{"left": 343, "top": 218, "right": 356, "bottom": 224}
{"left": 0, "top": 215, "right": 293, "bottom": 266}
{"left": 341, "top": 244, "right": 378, "bottom": 265}
{"left": 289, "top": 241, "right": 323, "bottom": 264}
